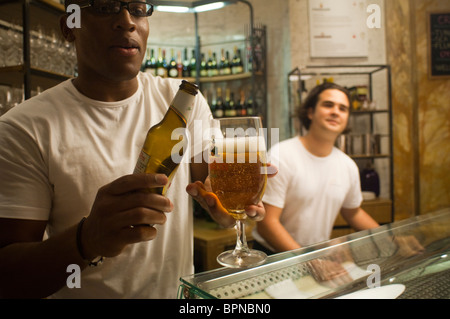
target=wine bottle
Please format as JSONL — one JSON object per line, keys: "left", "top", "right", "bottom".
{"left": 211, "top": 52, "right": 218, "bottom": 76}
{"left": 182, "top": 48, "right": 190, "bottom": 77}
{"left": 231, "top": 46, "right": 243, "bottom": 74}
{"left": 210, "top": 88, "right": 217, "bottom": 114}
{"left": 224, "top": 88, "right": 231, "bottom": 117}
{"left": 219, "top": 49, "right": 231, "bottom": 75}
{"left": 207, "top": 50, "right": 213, "bottom": 77}
{"left": 228, "top": 91, "right": 236, "bottom": 117}
{"left": 156, "top": 48, "right": 167, "bottom": 78}
{"left": 246, "top": 94, "right": 254, "bottom": 115}
{"left": 144, "top": 48, "right": 156, "bottom": 75}
{"left": 168, "top": 49, "right": 178, "bottom": 78}
{"left": 189, "top": 49, "right": 197, "bottom": 78}
{"left": 176, "top": 50, "right": 183, "bottom": 78}
{"left": 237, "top": 90, "right": 246, "bottom": 116}
{"left": 200, "top": 53, "right": 207, "bottom": 77}
{"left": 134, "top": 80, "right": 199, "bottom": 195}
{"left": 214, "top": 87, "right": 224, "bottom": 118}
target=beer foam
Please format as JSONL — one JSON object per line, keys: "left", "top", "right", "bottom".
{"left": 214, "top": 136, "right": 266, "bottom": 153}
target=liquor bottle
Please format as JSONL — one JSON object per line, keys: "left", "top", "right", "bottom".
{"left": 228, "top": 91, "right": 236, "bottom": 117}
{"left": 209, "top": 88, "right": 217, "bottom": 115}
{"left": 200, "top": 53, "right": 207, "bottom": 77}
{"left": 168, "top": 49, "right": 178, "bottom": 78}
{"left": 214, "top": 87, "right": 224, "bottom": 118}
{"left": 211, "top": 52, "right": 218, "bottom": 76}
{"left": 156, "top": 48, "right": 167, "bottom": 78}
{"left": 134, "top": 80, "right": 199, "bottom": 195}
{"left": 176, "top": 50, "right": 183, "bottom": 78}
{"left": 182, "top": 48, "right": 190, "bottom": 78}
{"left": 207, "top": 50, "right": 213, "bottom": 77}
{"left": 236, "top": 90, "right": 246, "bottom": 116}
{"left": 219, "top": 49, "right": 231, "bottom": 75}
{"left": 143, "top": 48, "right": 156, "bottom": 75}
{"left": 224, "top": 88, "right": 236, "bottom": 117}
{"left": 231, "top": 46, "right": 243, "bottom": 74}
{"left": 246, "top": 94, "right": 254, "bottom": 115}
{"left": 189, "top": 49, "right": 197, "bottom": 78}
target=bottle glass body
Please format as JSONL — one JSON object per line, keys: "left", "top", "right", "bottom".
{"left": 134, "top": 81, "right": 198, "bottom": 195}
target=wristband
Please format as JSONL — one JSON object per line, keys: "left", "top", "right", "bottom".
{"left": 76, "top": 217, "right": 104, "bottom": 267}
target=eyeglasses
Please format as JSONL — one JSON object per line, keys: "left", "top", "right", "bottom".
{"left": 78, "top": 0, "right": 154, "bottom": 17}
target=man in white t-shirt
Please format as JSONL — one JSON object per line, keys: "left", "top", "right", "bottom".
{"left": 253, "top": 82, "right": 379, "bottom": 254}
{"left": 0, "top": 1, "right": 265, "bottom": 298}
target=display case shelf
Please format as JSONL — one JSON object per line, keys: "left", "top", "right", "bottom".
{"left": 180, "top": 208, "right": 450, "bottom": 299}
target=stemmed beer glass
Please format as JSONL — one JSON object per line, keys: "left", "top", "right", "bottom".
{"left": 208, "top": 117, "right": 268, "bottom": 268}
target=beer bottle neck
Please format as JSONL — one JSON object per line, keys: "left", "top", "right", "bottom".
{"left": 171, "top": 89, "right": 196, "bottom": 122}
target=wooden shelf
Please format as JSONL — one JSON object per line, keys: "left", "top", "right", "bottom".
{"left": 163, "top": 72, "right": 252, "bottom": 84}
{"left": 0, "top": 65, "right": 71, "bottom": 80}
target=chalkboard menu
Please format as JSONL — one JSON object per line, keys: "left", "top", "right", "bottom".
{"left": 428, "top": 12, "right": 450, "bottom": 78}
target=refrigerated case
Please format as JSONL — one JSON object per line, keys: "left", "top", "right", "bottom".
{"left": 179, "top": 208, "right": 450, "bottom": 299}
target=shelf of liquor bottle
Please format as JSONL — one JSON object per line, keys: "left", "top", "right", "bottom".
{"left": 0, "top": 0, "right": 64, "bottom": 21}
{"left": 199, "top": 72, "right": 252, "bottom": 83}
{"left": 0, "top": 65, "right": 71, "bottom": 81}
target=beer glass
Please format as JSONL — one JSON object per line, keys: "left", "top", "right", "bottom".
{"left": 209, "top": 117, "right": 268, "bottom": 268}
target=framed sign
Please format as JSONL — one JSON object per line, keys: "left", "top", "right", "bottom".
{"left": 308, "top": 0, "right": 368, "bottom": 58}
{"left": 428, "top": 12, "right": 450, "bottom": 78}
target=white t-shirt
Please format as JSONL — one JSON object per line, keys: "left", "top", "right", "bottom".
{"left": 0, "top": 72, "right": 211, "bottom": 298}
{"left": 253, "top": 137, "right": 362, "bottom": 250}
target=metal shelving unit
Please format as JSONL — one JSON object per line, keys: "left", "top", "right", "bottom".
{"left": 288, "top": 65, "right": 394, "bottom": 222}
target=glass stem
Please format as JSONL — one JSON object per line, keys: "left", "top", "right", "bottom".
{"left": 234, "top": 219, "right": 249, "bottom": 254}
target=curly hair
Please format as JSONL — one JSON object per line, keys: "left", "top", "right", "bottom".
{"left": 297, "top": 82, "right": 351, "bottom": 131}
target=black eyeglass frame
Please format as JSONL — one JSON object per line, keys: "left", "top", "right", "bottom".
{"left": 77, "top": 0, "right": 154, "bottom": 17}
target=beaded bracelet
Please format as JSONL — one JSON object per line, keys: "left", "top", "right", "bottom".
{"left": 76, "top": 217, "right": 104, "bottom": 267}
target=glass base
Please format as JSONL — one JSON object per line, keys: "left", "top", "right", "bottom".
{"left": 217, "top": 249, "right": 267, "bottom": 268}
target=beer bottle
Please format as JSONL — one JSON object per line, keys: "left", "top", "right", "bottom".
{"left": 134, "top": 80, "right": 199, "bottom": 195}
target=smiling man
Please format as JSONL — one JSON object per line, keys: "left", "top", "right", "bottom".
{"left": 253, "top": 82, "right": 379, "bottom": 254}
{"left": 0, "top": 0, "right": 266, "bottom": 298}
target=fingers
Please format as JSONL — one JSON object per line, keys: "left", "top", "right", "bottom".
{"left": 112, "top": 190, "right": 174, "bottom": 214}
{"left": 106, "top": 173, "right": 169, "bottom": 195}
{"left": 120, "top": 224, "right": 158, "bottom": 244}
{"left": 186, "top": 181, "right": 216, "bottom": 209}
{"left": 245, "top": 202, "right": 265, "bottom": 221}
{"left": 266, "top": 163, "right": 278, "bottom": 177}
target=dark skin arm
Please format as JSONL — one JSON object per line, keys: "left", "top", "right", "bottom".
{"left": 0, "top": 173, "right": 172, "bottom": 298}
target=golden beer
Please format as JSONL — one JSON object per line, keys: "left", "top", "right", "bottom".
{"left": 209, "top": 137, "right": 267, "bottom": 219}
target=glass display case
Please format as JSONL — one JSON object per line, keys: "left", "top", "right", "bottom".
{"left": 179, "top": 208, "right": 450, "bottom": 299}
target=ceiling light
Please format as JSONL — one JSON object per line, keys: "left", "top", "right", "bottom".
{"left": 193, "top": 2, "right": 225, "bottom": 12}
{"left": 155, "top": 5, "right": 190, "bottom": 13}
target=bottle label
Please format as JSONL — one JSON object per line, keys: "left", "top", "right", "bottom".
{"left": 169, "top": 68, "right": 178, "bottom": 78}
{"left": 171, "top": 89, "right": 195, "bottom": 122}
{"left": 157, "top": 67, "right": 167, "bottom": 77}
{"left": 134, "top": 150, "right": 151, "bottom": 174}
